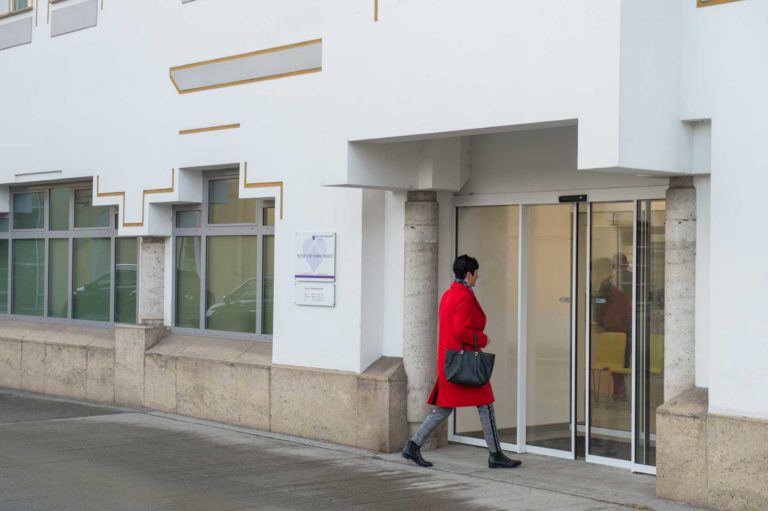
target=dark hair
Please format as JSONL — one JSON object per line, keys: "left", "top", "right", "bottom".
{"left": 453, "top": 255, "right": 479, "bottom": 280}
{"left": 613, "top": 253, "right": 628, "bottom": 268}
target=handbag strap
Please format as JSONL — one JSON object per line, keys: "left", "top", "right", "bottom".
{"left": 458, "top": 333, "right": 480, "bottom": 352}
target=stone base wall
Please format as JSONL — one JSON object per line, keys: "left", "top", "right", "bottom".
{"left": 657, "top": 387, "right": 768, "bottom": 510}
{"left": 0, "top": 322, "right": 115, "bottom": 403}
{"left": 0, "top": 322, "right": 408, "bottom": 453}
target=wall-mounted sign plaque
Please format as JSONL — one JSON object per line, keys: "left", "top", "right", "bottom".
{"left": 295, "top": 232, "right": 336, "bottom": 281}
{"left": 295, "top": 282, "right": 335, "bottom": 307}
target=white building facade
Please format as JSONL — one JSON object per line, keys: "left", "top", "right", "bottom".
{"left": 0, "top": 1, "right": 765, "bottom": 509}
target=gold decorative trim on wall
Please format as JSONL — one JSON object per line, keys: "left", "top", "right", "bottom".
{"left": 374, "top": 0, "right": 378, "bottom": 21}
{"left": 179, "top": 123, "right": 240, "bottom": 135}
{"left": 169, "top": 38, "right": 322, "bottom": 95}
{"left": 244, "top": 162, "right": 283, "bottom": 220}
{"left": 697, "top": 0, "right": 740, "bottom": 7}
{"left": 96, "top": 168, "right": 175, "bottom": 227}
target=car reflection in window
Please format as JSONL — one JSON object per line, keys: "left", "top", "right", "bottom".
{"left": 206, "top": 277, "right": 270, "bottom": 334}
{"left": 72, "top": 264, "right": 136, "bottom": 321}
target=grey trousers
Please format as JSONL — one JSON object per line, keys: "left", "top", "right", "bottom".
{"left": 411, "top": 404, "right": 502, "bottom": 453}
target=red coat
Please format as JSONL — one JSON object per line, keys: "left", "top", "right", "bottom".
{"left": 427, "top": 282, "right": 495, "bottom": 408}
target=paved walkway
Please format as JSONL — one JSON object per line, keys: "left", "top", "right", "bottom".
{"left": 0, "top": 389, "right": 701, "bottom": 511}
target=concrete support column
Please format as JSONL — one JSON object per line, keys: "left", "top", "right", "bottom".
{"left": 664, "top": 177, "right": 696, "bottom": 400}
{"left": 403, "top": 191, "right": 439, "bottom": 443}
{"left": 138, "top": 236, "right": 165, "bottom": 326}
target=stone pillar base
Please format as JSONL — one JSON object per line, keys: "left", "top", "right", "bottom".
{"left": 657, "top": 387, "right": 708, "bottom": 508}
{"left": 657, "top": 387, "right": 768, "bottom": 510}
{"left": 271, "top": 357, "right": 409, "bottom": 452}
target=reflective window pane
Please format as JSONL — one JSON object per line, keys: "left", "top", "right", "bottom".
{"left": 175, "top": 236, "right": 201, "bottom": 328}
{"left": 206, "top": 236, "right": 257, "bottom": 333}
{"left": 0, "top": 217, "right": 9, "bottom": 232}
{"left": 264, "top": 207, "right": 275, "bottom": 226}
{"left": 12, "top": 239, "right": 45, "bottom": 316}
{"left": 176, "top": 210, "right": 201, "bottom": 228}
{"left": 49, "top": 188, "right": 71, "bottom": 231}
{"left": 72, "top": 238, "right": 111, "bottom": 321}
{"left": 74, "top": 189, "right": 110, "bottom": 228}
{"left": 208, "top": 178, "right": 256, "bottom": 224}
{"left": 48, "top": 239, "right": 69, "bottom": 318}
{"left": 262, "top": 235, "right": 274, "bottom": 335}
{"left": 13, "top": 192, "right": 44, "bottom": 230}
{"left": 0, "top": 240, "right": 8, "bottom": 312}
{"left": 115, "top": 238, "right": 137, "bottom": 324}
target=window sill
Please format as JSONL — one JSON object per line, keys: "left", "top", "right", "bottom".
{"left": 0, "top": 7, "right": 32, "bottom": 21}
{"left": 0, "top": 318, "right": 115, "bottom": 350}
{"left": 148, "top": 333, "right": 272, "bottom": 368}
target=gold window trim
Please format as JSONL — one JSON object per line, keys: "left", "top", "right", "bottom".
{"left": 697, "top": 0, "right": 741, "bottom": 7}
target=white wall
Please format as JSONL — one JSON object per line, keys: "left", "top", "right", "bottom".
{"left": 681, "top": 0, "right": 768, "bottom": 420}
{"left": 618, "top": 0, "right": 691, "bottom": 173}
{"left": 0, "top": 0, "right": 373, "bottom": 373}
{"left": 2, "top": 0, "right": 765, "bottom": 401}
{"left": 322, "top": 0, "right": 624, "bottom": 181}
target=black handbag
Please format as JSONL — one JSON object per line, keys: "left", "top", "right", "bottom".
{"left": 444, "top": 334, "right": 495, "bottom": 387}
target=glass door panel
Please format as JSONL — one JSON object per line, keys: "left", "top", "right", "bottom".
{"left": 575, "top": 203, "right": 588, "bottom": 458}
{"left": 525, "top": 204, "right": 573, "bottom": 452}
{"left": 588, "top": 202, "right": 634, "bottom": 461}
{"left": 455, "top": 206, "right": 519, "bottom": 445}
{"left": 635, "top": 200, "right": 666, "bottom": 467}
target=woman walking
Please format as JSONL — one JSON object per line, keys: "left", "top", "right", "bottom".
{"left": 402, "top": 255, "right": 521, "bottom": 469}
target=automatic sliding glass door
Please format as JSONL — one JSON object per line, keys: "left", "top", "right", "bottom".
{"left": 452, "top": 198, "right": 664, "bottom": 471}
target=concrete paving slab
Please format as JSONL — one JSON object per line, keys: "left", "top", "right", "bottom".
{"left": 0, "top": 389, "right": 702, "bottom": 511}
{"left": 0, "top": 390, "right": 122, "bottom": 424}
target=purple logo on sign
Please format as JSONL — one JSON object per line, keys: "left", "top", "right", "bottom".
{"left": 302, "top": 235, "right": 328, "bottom": 273}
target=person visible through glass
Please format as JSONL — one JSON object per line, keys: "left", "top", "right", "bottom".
{"left": 402, "top": 255, "right": 522, "bottom": 469}
{"left": 595, "top": 253, "right": 633, "bottom": 400}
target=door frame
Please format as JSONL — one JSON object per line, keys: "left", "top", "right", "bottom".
{"left": 448, "top": 185, "right": 666, "bottom": 473}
